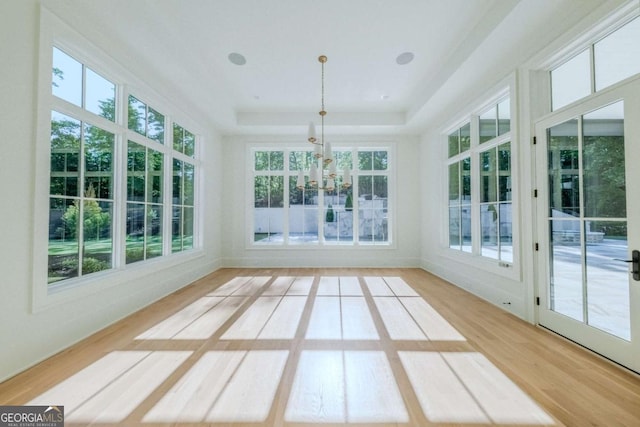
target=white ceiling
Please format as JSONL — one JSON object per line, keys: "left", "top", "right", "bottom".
{"left": 42, "top": 0, "right": 617, "bottom": 136}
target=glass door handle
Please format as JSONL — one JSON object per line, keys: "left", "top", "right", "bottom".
{"left": 615, "top": 250, "right": 640, "bottom": 281}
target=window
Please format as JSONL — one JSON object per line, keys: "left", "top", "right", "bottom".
{"left": 49, "top": 112, "right": 114, "bottom": 283}
{"left": 551, "top": 16, "right": 640, "bottom": 110}
{"left": 126, "top": 141, "right": 164, "bottom": 264}
{"left": 446, "top": 97, "right": 513, "bottom": 263}
{"left": 128, "top": 95, "right": 165, "bottom": 144}
{"left": 47, "top": 45, "right": 200, "bottom": 288}
{"left": 480, "top": 142, "right": 512, "bottom": 261}
{"left": 447, "top": 123, "right": 472, "bottom": 252}
{"left": 52, "top": 47, "right": 115, "bottom": 121}
{"left": 251, "top": 146, "right": 390, "bottom": 246}
{"left": 172, "top": 159, "right": 195, "bottom": 252}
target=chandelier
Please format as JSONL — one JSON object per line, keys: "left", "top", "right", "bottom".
{"left": 296, "top": 55, "right": 351, "bottom": 192}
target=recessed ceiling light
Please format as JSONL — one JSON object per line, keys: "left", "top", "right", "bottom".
{"left": 228, "top": 52, "right": 246, "bottom": 66}
{"left": 396, "top": 52, "right": 414, "bottom": 65}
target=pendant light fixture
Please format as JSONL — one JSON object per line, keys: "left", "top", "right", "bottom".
{"left": 296, "top": 55, "right": 351, "bottom": 191}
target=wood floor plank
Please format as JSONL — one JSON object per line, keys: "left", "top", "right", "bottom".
{"left": 363, "top": 276, "right": 394, "bottom": 296}
{"left": 341, "top": 297, "right": 379, "bottom": 340}
{"left": 27, "top": 351, "right": 150, "bottom": 410}
{"left": 373, "top": 296, "right": 427, "bottom": 340}
{"left": 207, "top": 276, "right": 251, "bottom": 296}
{"left": 384, "top": 276, "right": 420, "bottom": 296}
{"left": 344, "top": 350, "right": 408, "bottom": 423}
{"left": 305, "top": 296, "right": 342, "bottom": 340}
{"left": 442, "top": 352, "right": 555, "bottom": 425}
{"left": 340, "top": 276, "right": 363, "bottom": 296}
{"left": 398, "top": 351, "right": 490, "bottom": 423}
{"left": 220, "top": 296, "right": 281, "bottom": 340}
{"left": 286, "top": 276, "right": 314, "bottom": 295}
{"left": 285, "top": 350, "right": 345, "bottom": 423}
{"left": 400, "top": 296, "right": 466, "bottom": 341}
{"left": 262, "top": 276, "right": 295, "bottom": 296}
{"left": 135, "top": 297, "right": 225, "bottom": 340}
{"left": 142, "top": 351, "right": 245, "bottom": 423}
{"left": 317, "top": 276, "right": 339, "bottom": 295}
{"left": 207, "top": 350, "right": 289, "bottom": 422}
{"left": 259, "top": 296, "right": 308, "bottom": 339}
{"left": 67, "top": 351, "right": 191, "bottom": 423}
{"left": 173, "top": 296, "right": 248, "bottom": 339}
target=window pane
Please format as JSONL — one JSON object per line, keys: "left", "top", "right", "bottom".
{"left": 358, "top": 183, "right": 387, "bottom": 243}
{"left": 126, "top": 203, "right": 145, "bottom": 264}
{"left": 84, "top": 123, "right": 113, "bottom": 200}
{"left": 270, "top": 151, "right": 284, "bottom": 170}
{"left": 149, "top": 150, "right": 163, "bottom": 204}
{"left": 480, "top": 149, "right": 496, "bottom": 203}
{"left": 461, "top": 158, "right": 471, "bottom": 202}
{"left": 183, "top": 207, "right": 194, "bottom": 250}
{"left": 289, "top": 176, "right": 319, "bottom": 244}
{"left": 255, "top": 151, "right": 269, "bottom": 171}
{"left": 183, "top": 163, "right": 195, "bottom": 206}
{"left": 583, "top": 102, "right": 626, "bottom": 218}
{"left": 584, "top": 220, "right": 629, "bottom": 339}
{"left": 269, "top": 176, "right": 284, "bottom": 207}
{"left": 449, "top": 206, "right": 460, "bottom": 249}
{"left": 551, "top": 49, "right": 591, "bottom": 110}
{"left": 549, "top": 219, "right": 583, "bottom": 322}
{"left": 358, "top": 151, "right": 373, "bottom": 170}
{"left": 595, "top": 17, "right": 640, "bottom": 91}
{"left": 254, "top": 176, "right": 268, "bottom": 208}
{"left": 172, "top": 206, "right": 183, "bottom": 252}
{"left": 184, "top": 130, "right": 195, "bottom": 157}
{"left": 498, "top": 142, "right": 511, "bottom": 202}
{"left": 147, "top": 107, "right": 165, "bottom": 143}
{"left": 127, "top": 142, "right": 146, "bottom": 202}
{"left": 373, "top": 151, "right": 388, "bottom": 170}
{"left": 52, "top": 47, "right": 82, "bottom": 106}
{"left": 147, "top": 205, "right": 163, "bottom": 259}
{"left": 85, "top": 67, "right": 115, "bottom": 121}
{"left": 50, "top": 112, "right": 81, "bottom": 197}
{"left": 481, "top": 204, "right": 499, "bottom": 259}
{"left": 499, "top": 202, "right": 513, "bottom": 262}
{"left": 173, "top": 159, "right": 183, "bottom": 203}
{"left": 448, "top": 130, "right": 459, "bottom": 158}
{"left": 448, "top": 163, "right": 459, "bottom": 204}
{"left": 461, "top": 204, "right": 472, "bottom": 252}
{"left": 479, "top": 106, "right": 497, "bottom": 143}
{"left": 460, "top": 123, "right": 471, "bottom": 152}
{"left": 128, "top": 95, "right": 146, "bottom": 135}
{"left": 548, "top": 119, "right": 580, "bottom": 216}
{"left": 498, "top": 98, "right": 510, "bottom": 135}
{"left": 289, "top": 151, "right": 313, "bottom": 171}
{"left": 48, "top": 197, "right": 79, "bottom": 283}
{"left": 334, "top": 150, "right": 353, "bottom": 172}
{"left": 82, "top": 200, "right": 112, "bottom": 275}
{"left": 173, "top": 124, "right": 184, "bottom": 152}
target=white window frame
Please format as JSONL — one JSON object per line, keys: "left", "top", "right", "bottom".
{"left": 441, "top": 75, "right": 519, "bottom": 279}
{"left": 246, "top": 141, "right": 395, "bottom": 249}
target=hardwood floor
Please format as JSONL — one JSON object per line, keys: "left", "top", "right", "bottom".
{"left": 1, "top": 268, "right": 639, "bottom": 426}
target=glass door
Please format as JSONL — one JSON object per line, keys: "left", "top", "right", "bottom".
{"left": 535, "top": 82, "right": 640, "bottom": 372}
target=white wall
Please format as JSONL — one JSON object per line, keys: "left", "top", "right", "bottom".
{"left": 221, "top": 135, "right": 421, "bottom": 267}
{"left": 0, "top": 2, "right": 223, "bottom": 382}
